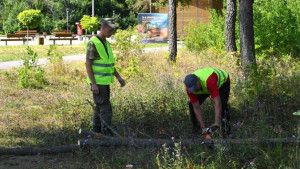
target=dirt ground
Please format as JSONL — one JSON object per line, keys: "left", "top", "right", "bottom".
{"left": 0, "top": 154, "right": 86, "bottom": 169}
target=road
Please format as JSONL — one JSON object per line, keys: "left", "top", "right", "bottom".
{"left": 0, "top": 46, "right": 170, "bottom": 70}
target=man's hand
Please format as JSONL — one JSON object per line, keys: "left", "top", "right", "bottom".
{"left": 118, "top": 77, "right": 126, "bottom": 87}
{"left": 91, "top": 84, "right": 99, "bottom": 94}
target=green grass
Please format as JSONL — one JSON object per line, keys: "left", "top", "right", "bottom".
{"left": 144, "top": 43, "right": 169, "bottom": 48}
{"left": 0, "top": 46, "right": 299, "bottom": 168}
{"left": 0, "top": 44, "right": 86, "bottom": 62}
{"left": 0, "top": 43, "right": 168, "bottom": 62}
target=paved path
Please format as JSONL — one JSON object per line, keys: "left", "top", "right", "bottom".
{"left": 0, "top": 46, "right": 170, "bottom": 70}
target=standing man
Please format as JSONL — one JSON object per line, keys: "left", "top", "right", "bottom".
{"left": 184, "top": 67, "right": 231, "bottom": 137}
{"left": 86, "top": 18, "right": 125, "bottom": 135}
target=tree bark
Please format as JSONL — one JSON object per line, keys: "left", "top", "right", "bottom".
{"left": 0, "top": 144, "right": 79, "bottom": 156}
{"left": 79, "top": 130, "right": 299, "bottom": 148}
{"left": 238, "top": 0, "right": 256, "bottom": 79}
{"left": 168, "top": 0, "right": 177, "bottom": 62}
{"left": 78, "top": 137, "right": 299, "bottom": 148}
{"left": 225, "top": 0, "right": 237, "bottom": 52}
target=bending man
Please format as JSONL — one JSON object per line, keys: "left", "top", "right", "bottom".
{"left": 184, "top": 67, "right": 231, "bottom": 136}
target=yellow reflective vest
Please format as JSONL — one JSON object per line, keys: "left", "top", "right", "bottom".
{"left": 192, "top": 67, "right": 228, "bottom": 95}
{"left": 86, "top": 37, "right": 115, "bottom": 85}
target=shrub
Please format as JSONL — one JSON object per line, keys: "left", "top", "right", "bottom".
{"left": 80, "top": 15, "right": 100, "bottom": 34}
{"left": 18, "top": 46, "right": 47, "bottom": 88}
{"left": 112, "top": 26, "right": 145, "bottom": 79}
{"left": 254, "top": 0, "right": 300, "bottom": 57}
{"left": 184, "top": 10, "right": 226, "bottom": 53}
{"left": 17, "top": 9, "right": 42, "bottom": 29}
{"left": 47, "top": 45, "right": 67, "bottom": 76}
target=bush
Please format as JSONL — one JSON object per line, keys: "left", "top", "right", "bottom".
{"left": 112, "top": 26, "right": 145, "bottom": 79}
{"left": 184, "top": 10, "right": 226, "bottom": 53}
{"left": 254, "top": 0, "right": 300, "bottom": 57}
{"left": 17, "top": 9, "right": 42, "bottom": 29}
{"left": 47, "top": 45, "right": 67, "bottom": 76}
{"left": 80, "top": 15, "right": 100, "bottom": 34}
{"left": 18, "top": 46, "right": 47, "bottom": 89}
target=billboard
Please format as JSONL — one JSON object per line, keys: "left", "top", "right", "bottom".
{"left": 137, "top": 13, "right": 168, "bottom": 43}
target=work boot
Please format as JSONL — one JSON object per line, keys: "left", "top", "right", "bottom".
{"left": 101, "top": 128, "right": 113, "bottom": 137}
{"left": 93, "top": 125, "right": 102, "bottom": 133}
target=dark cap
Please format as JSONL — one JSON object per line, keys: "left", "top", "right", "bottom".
{"left": 101, "top": 18, "right": 118, "bottom": 29}
{"left": 184, "top": 74, "right": 198, "bottom": 93}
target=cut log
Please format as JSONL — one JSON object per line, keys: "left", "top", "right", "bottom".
{"left": 79, "top": 129, "right": 299, "bottom": 148}
{"left": 0, "top": 144, "right": 79, "bottom": 156}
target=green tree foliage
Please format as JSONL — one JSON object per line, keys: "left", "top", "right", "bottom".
{"left": 254, "top": 0, "right": 300, "bottom": 57}
{"left": 185, "top": 0, "right": 299, "bottom": 57}
{"left": 0, "top": 0, "right": 139, "bottom": 34}
{"left": 17, "top": 9, "right": 42, "bottom": 29}
{"left": 80, "top": 15, "right": 99, "bottom": 34}
{"left": 1, "top": 1, "right": 28, "bottom": 34}
{"left": 184, "top": 10, "right": 227, "bottom": 53}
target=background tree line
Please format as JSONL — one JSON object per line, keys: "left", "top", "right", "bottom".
{"left": 0, "top": 0, "right": 149, "bottom": 34}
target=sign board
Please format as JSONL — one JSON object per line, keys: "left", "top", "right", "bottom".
{"left": 137, "top": 13, "right": 168, "bottom": 43}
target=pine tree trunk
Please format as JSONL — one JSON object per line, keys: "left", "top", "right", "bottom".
{"left": 238, "top": 0, "right": 256, "bottom": 79}
{"left": 168, "top": 0, "right": 177, "bottom": 62}
{"left": 225, "top": 0, "right": 237, "bottom": 52}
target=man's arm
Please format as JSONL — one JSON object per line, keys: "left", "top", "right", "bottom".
{"left": 192, "top": 101, "right": 206, "bottom": 133}
{"left": 206, "top": 73, "right": 222, "bottom": 126}
{"left": 114, "top": 69, "right": 125, "bottom": 87}
{"left": 211, "top": 95, "right": 222, "bottom": 126}
{"left": 86, "top": 58, "right": 99, "bottom": 94}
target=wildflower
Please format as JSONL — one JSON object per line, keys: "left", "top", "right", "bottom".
{"left": 236, "top": 122, "right": 240, "bottom": 127}
{"left": 201, "top": 141, "right": 204, "bottom": 145}
{"left": 250, "top": 158, "right": 256, "bottom": 166}
{"left": 175, "top": 154, "right": 180, "bottom": 158}
{"left": 292, "top": 135, "right": 296, "bottom": 139}
{"left": 165, "top": 147, "right": 169, "bottom": 151}
{"left": 126, "top": 164, "right": 133, "bottom": 168}
{"left": 229, "top": 134, "right": 233, "bottom": 138}
{"left": 122, "top": 122, "right": 126, "bottom": 126}
{"left": 84, "top": 139, "right": 89, "bottom": 143}
{"left": 37, "top": 152, "right": 41, "bottom": 156}
{"left": 171, "top": 137, "right": 175, "bottom": 140}
{"left": 87, "top": 134, "right": 91, "bottom": 138}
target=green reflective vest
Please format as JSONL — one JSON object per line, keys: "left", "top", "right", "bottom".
{"left": 192, "top": 67, "right": 228, "bottom": 95}
{"left": 86, "top": 37, "right": 115, "bottom": 85}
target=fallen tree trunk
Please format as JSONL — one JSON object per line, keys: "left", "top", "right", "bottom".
{"left": 79, "top": 129, "right": 299, "bottom": 148}
{"left": 0, "top": 131, "right": 297, "bottom": 156}
{"left": 0, "top": 144, "right": 79, "bottom": 156}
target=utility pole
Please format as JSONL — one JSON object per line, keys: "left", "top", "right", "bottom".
{"left": 92, "top": 0, "right": 94, "bottom": 17}
{"left": 66, "top": 8, "right": 69, "bottom": 30}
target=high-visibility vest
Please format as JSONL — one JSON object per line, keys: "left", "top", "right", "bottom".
{"left": 192, "top": 67, "right": 228, "bottom": 95}
{"left": 86, "top": 37, "right": 115, "bottom": 85}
